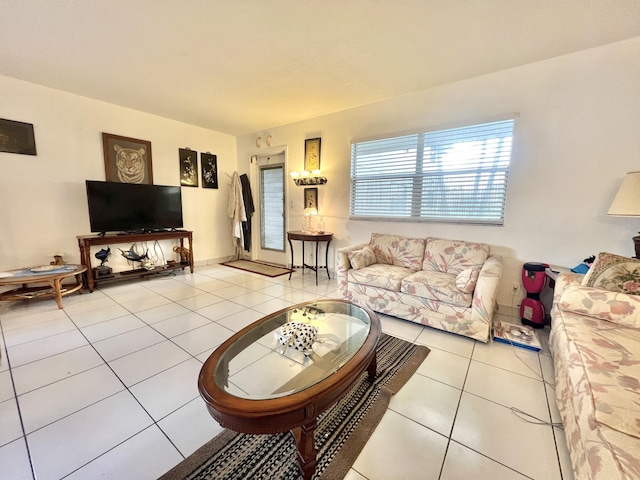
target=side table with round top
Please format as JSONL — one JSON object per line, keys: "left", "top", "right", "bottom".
{"left": 0, "top": 264, "right": 86, "bottom": 309}
{"left": 287, "top": 231, "right": 333, "bottom": 285}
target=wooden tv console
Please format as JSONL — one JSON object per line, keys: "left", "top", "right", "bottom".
{"left": 77, "top": 230, "right": 194, "bottom": 292}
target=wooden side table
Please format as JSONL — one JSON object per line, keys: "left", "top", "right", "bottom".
{"left": 287, "top": 231, "right": 333, "bottom": 285}
{"left": 0, "top": 264, "right": 86, "bottom": 309}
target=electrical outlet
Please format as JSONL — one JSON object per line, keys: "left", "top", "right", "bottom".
{"left": 511, "top": 282, "right": 519, "bottom": 292}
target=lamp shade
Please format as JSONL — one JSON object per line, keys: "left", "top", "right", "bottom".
{"left": 608, "top": 171, "right": 640, "bottom": 216}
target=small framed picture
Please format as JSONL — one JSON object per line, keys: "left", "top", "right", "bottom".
{"left": 0, "top": 118, "right": 37, "bottom": 155}
{"left": 201, "top": 152, "right": 218, "bottom": 189}
{"left": 304, "top": 187, "right": 318, "bottom": 210}
{"left": 102, "top": 133, "right": 152, "bottom": 184}
{"left": 304, "top": 137, "right": 321, "bottom": 172}
{"left": 179, "top": 148, "right": 198, "bottom": 187}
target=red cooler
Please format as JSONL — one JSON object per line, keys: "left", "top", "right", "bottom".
{"left": 520, "top": 262, "right": 548, "bottom": 328}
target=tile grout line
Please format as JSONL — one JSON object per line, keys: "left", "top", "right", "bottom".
{"left": 0, "top": 314, "right": 38, "bottom": 480}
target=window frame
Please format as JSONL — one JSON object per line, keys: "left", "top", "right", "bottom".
{"left": 349, "top": 116, "right": 516, "bottom": 225}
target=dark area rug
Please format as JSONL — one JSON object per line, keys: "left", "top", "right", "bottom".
{"left": 220, "top": 259, "right": 292, "bottom": 278}
{"left": 159, "top": 333, "right": 429, "bottom": 480}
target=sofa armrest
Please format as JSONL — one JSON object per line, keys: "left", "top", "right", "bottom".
{"left": 335, "top": 243, "right": 368, "bottom": 295}
{"left": 550, "top": 271, "right": 584, "bottom": 317}
{"left": 470, "top": 255, "right": 503, "bottom": 341}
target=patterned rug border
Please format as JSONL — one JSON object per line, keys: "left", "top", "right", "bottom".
{"left": 220, "top": 259, "right": 292, "bottom": 278}
{"left": 159, "top": 334, "right": 429, "bottom": 480}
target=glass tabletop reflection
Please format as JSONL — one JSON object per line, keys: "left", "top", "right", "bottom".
{"left": 213, "top": 300, "right": 373, "bottom": 400}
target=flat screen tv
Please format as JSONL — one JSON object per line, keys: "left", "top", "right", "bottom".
{"left": 86, "top": 180, "right": 183, "bottom": 234}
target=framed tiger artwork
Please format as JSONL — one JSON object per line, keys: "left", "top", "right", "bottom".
{"left": 102, "top": 133, "right": 153, "bottom": 185}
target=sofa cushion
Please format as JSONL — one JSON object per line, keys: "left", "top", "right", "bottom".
{"left": 422, "top": 237, "right": 489, "bottom": 274}
{"left": 559, "top": 285, "right": 640, "bottom": 328}
{"left": 401, "top": 270, "right": 473, "bottom": 307}
{"left": 455, "top": 267, "right": 480, "bottom": 294}
{"left": 581, "top": 251, "right": 640, "bottom": 295}
{"left": 348, "top": 264, "right": 414, "bottom": 291}
{"left": 369, "top": 233, "right": 425, "bottom": 270}
{"left": 347, "top": 245, "right": 376, "bottom": 270}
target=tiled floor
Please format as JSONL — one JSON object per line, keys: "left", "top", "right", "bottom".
{"left": 0, "top": 264, "right": 573, "bottom": 480}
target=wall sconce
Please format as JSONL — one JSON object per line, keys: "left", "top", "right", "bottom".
{"left": 289, "top": 170, "right": 328, "bottom": 186}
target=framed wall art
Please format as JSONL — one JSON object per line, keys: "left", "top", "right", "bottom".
{"left": 179, "top": 148, "right": 198, "bottom": 187}
{"left": 304, "top": 187, "right": 318, "bottom": 210}
{"left": 304, "top": 137, "right": 321, "bottom": 172}
{"left": 102, "top": 133, "right": 153, "bottom": 184}
{"left": 201, "top": 152, "right": 218, "bottom": 189}
{"left": 0, "top": 118, "right": 37, "bottom": 155}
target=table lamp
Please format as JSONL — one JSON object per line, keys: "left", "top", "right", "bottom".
{"left": 608, "top": 171, "right": 640, "bottom": 257}
{"left": 303, "top": 207, "right": 318, "bottom": 232}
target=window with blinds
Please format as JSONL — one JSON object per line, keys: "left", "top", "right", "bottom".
{"left": 350, "top": 118, "right": 515, "bottom": 225}
{"left": 260, "top": 165, "right": 285, "bottom": 251}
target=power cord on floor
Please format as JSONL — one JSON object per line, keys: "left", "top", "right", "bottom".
{"left": 497, "top": 310, "right": 563, "bottom": 429}
{"left": 510, "top": 407, "right": 564, "bottom": 428}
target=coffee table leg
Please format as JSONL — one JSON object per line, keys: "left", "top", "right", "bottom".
{"left": 51, "top": 279, "right": 64, "bottom": 309}
{"left": 367, "top": 351, "right": 377, "bottom": 381}
{"left": 292, "top": 420, "right": 318, "bottom": 480}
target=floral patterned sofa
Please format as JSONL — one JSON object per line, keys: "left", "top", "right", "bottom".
{"left": 335, "top": 233, "right": 503, "bottom": 342}
{"left": 550, "top": 252, "right": 640, "bottom": 480}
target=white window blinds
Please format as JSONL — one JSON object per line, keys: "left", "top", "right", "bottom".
{"left": 260, "top": 165, "right": 285, "bottom": 251}
{"left": 350, "top": 119, "right": 515, "bottom": 225}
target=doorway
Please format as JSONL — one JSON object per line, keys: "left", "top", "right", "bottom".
{"left": 255, "top": 153, "right": 287, "bottom": 266}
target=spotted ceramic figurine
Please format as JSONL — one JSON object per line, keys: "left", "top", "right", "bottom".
{"left": 274, "top": 322, "right": 318, "bottom": 355}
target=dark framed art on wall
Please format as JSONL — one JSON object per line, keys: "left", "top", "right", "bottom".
{"left": 179, "top": 148, "right": 199, "bottom": 187}
{"left": 0, "top": 118, "right": 37, "bottom": 155}
{"left": 304, "top": 187, "right": 318, "bottom": 210}
{"left": 102, "top": 133, "right": 153, "bottom": 184}
{"left": 201, "top": 152, "right": 218, "bottom": 189}
{"left": 304, "top": 137, "right": 321, "bottom": 172}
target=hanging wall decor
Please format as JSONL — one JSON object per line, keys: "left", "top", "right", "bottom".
{"left": 0, "top": 118, "right": 37, "bottom": 155}
{"left": 201, "top": 152, "right": 218, "bottom": 189}
{"left": 304, "top": 137, "right": 321, "bottom": 172}
{"left": 102, "top": 133, "right": 153, "bottom": 184}
{"left": 304, "top": 187, "right": 318, "bottom": 210}
{"left": 179, "top": 148, "right": 198, "bottom": 187}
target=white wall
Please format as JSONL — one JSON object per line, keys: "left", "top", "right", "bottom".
{"left": 0, "top": 75, "right": 237, "bottom": 272}
{"left": 236, "top": 37, "right": 640, "bottom": 309}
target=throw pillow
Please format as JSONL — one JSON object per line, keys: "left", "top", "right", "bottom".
{"left": 455, "top": 267, "right": 480, "bottom": 293}
{"left": 348, "top": 245, "right": 376, "bottom": 270}
{"left": 581, "top": 252, "right": 640, "bottom": 295}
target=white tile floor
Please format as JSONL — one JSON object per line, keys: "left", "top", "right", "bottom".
{"left": 0, "top": 265, "right": 574, "bottom": 480}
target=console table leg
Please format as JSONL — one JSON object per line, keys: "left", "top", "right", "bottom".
{"left": 325, "top": 240, "right": 331, "bottom": 280}
{"left": 288, "top": 238, "right": 294, "bottom": 280}
{"left": 315, "top": 241, "right": 319, "bottom": 285}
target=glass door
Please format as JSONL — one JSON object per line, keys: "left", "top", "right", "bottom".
{"left": 257, "top": 154, "right": 286, "bottom": 265}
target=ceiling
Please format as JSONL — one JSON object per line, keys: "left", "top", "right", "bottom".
{"left": 2, "top": 1, "right": 640, "bottom": 136}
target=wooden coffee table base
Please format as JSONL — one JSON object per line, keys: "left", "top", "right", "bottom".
{"left": 292, "top": 355, "right": 377, "bottom": 480}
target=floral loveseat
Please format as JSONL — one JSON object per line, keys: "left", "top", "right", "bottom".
{"left": 336, "top": 233, "right": 502, "bottom": 342}
{"left": 550, "top": 252, "right": 640, "bottom": 480}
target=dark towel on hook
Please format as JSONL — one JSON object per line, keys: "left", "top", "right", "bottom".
{"left": 240, "top": 174, "right": 254, "bottom": 252}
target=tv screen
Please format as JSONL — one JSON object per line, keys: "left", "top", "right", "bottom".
{"left": 86, "top": 180, "right": 183, "bottom": 233}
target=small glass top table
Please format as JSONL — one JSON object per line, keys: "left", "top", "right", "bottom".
{"left": 198, "top": 299, "right": 381, "bottom": 480}
{"left": 0, "top": 264, "right": 86, "bottom": 309}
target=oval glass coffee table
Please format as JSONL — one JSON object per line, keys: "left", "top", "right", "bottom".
{"left": 198, "top": 299, "right": 381, "bottom": 480}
